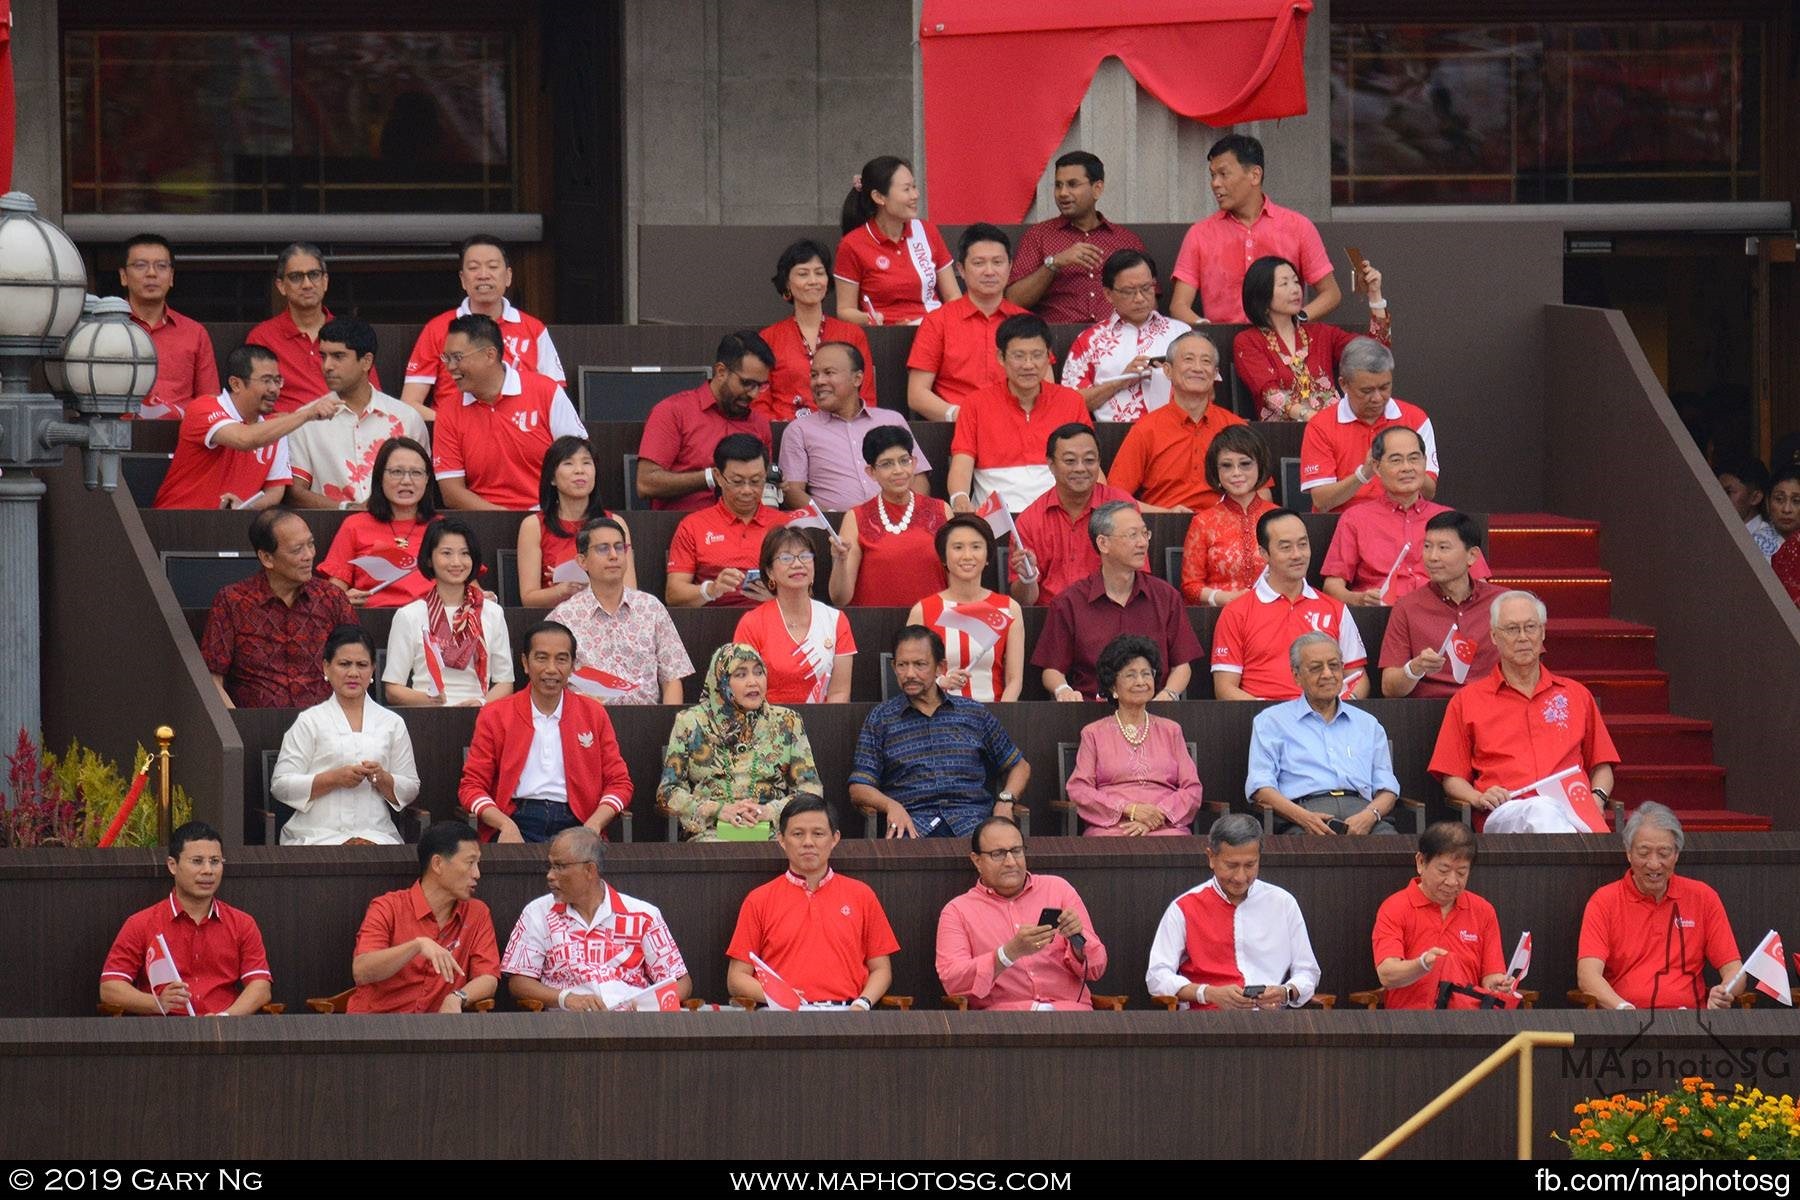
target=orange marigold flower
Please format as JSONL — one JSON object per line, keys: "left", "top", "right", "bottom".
{"left": 1679, "top": 1106, "right": 1691, "bottom": 1116}
{"left": 1628, "top": 1135, "right": 1640, "bottom": 1144}
{"left": 1599, "top": 1143, "right": 1616, "bottom": 1153}
{"left": 1664, "top": 1118, "right": 1680, "bottom": 1130}
{"left": 1701, "top": 1128, "right": 1714, "bottom": 1139}
{"left": 1574, "top": 1104, "right": 1591, "bottom": 1115}
{"left": 1642, "top": 1152, "right": 1653, "bottom": 1161}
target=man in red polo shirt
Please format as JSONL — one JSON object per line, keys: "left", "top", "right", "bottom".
{"left": 1381, "top": 511, "right": 1507, "bottom": 698}
{"left": 1371, "top": 821, "right": 1514, "bottom": 1010}
{"left": 947, "top": 313, "right": 1092, "bottom": 516}
{"left": 1322, "top": 427, "right": 1488, "bottom": 605}
{"left": 401, "top": 234, "right": 565, "bottom": 424}
{"left": 1007, "top": 151, "right": 1148, "bottom": 326}
{"left": 637, "top": 331, "right": 775, "bottom": 512}
{"left": 665, "top": 433, "right": 783, "bottom": 609}
{"left": 1429, "top": 590, "right": 1620, "bottom": 833}
{"left": 432, "top": 313, "right": 585, "bottom": 511}
{"left": 1211, "top": 508, "right": 1368, "bottom": 701}
{"left": 1168, "top": 134, "right": 1339, "bottom": 326}
{"left": 726, "top": 796, "right": 899, "bottom": 1008}
{"left": 117, "top": 233, "right": 218, "bottom": 421}
{"left": 246, "top": 243, "right": 383, "bottom": 415}
{"left": 154, "top": 344, "right": 342, "bottom": 511}
{"left": 1577, "top": 803, "right": 1744, "bottom": 1011}
{"left": 906, "top": 224, "right": 1027, "bottom": 420}
{"left": 99, "top": 821, "right": 273, "bottom": 1016}
{"left": 1011, "top": 424, "right": 1137, "bottom": 605}
{"left": 1300, "top": 339, "right": 1438, "bottom": 514}
{"left": 349, "top": 822, "right": 501, "bottom": 1014}
{"left": 1107, "top": 331, "right": 1251, "bottom": 513}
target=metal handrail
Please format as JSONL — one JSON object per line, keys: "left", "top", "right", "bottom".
{"left": 1363, "top": 1030, "right": 1575, "bottom": 1160}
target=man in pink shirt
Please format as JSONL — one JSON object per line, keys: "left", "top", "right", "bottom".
{"left": 1168, "top": 135, "right": 1339, "bottom": 326}
{"left": 935, "top": 817, "right": 1106, "bottom": 1011}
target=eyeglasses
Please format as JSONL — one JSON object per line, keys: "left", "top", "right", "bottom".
{"left": 1109, "top": 284, "right": 1158, "bottom": 299}
{"left": 730, "top": 370, "right": 771, "bottom": 394}
{"left": 384, "top": 468, "right": 428, "bottom": 480}
{"left": 252, "top": 374, "right": 285, "bottom": 388}
{"left": 546, "top": 859, "right": 590, "bottom": 873}
{"left": 1107, "top": 527, "right": 1152, "bottom": 542}
{"left": 587, "top": 542, "right": 631, "bottom": 557}
{"left": 126, "top": 260, "right": 172, "bottom": 274}
{"left": 1495, "top": 623, "right": 1544, "bottom": 640}
{"left": 439, "top": 350, "right": 489, "bottom": 369}
{"left": 180, "top": 856, "right": 225, "bottom": 868}
{"left": 873, "top": 455, "right": 914, "bottom": 471}
{"left": 773, "top": 551, "right": 815, "bottom": 566}
{"left": 976, "top": 847, "right": 1026, "bottom": 862}
{"left": 281, "top": 269, "right": 326, "bottom": 285}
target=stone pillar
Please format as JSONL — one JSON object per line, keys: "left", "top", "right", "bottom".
{"left": 0, "top": 473, "right": 46, "bottom": 744}
{"left": 9, "top": 0, "right": 63, "bottom": 217}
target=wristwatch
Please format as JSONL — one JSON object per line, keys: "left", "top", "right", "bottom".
{"left": 453, "top": 988, "right": 470, "bottom": 1007}
{"left": 996, "top": 791, "right": 1017, "bottom": 807}
{"left": 1043, "top": 254, "right": 1057, "bottom": 272}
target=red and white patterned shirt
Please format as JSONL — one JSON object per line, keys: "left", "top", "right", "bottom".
{"left": 1060, "top": 311, "right": 1191, "bottom": 422}
{"left": 285, "top": 389, "right": 429, "bottom": 505}
{"left": 501, "top": 885, "right": 688, "bottom": 1002}
{"left": 547, "top": 587, "right": 696, "bottom": 706}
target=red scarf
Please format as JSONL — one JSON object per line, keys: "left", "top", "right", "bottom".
{"left": 426, "top": 584, "right": 489, "bottom": 685}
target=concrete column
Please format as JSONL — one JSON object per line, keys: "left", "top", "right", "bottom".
{"left": 0, "top": 473, "right": 46, "bottom": 745}
{"left": 9, "top": 0, "right": 63, "bottom": 217}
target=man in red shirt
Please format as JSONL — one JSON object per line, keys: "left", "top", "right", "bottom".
{"left": 99, "top": 821, "right": 273, "bottom": 1016}
{"left": 947, "top": 313, "right": 1093, "bottom": 516}
{"left": 1322, "top": 426, "right": 1487, "bottom": 605}
{"left": 1107, "top": 331, "right": 1251, "bottom": 513}
{"left": 1300, "top": 338, "right": 1439, "bottom": 514}
{"left": 1428, "top": 590, "right": 1620, "bottom": 833}
{"left": 1577, "top": 803, "right": 1744, "bottom": 1011}
{"left": 725, "top": 796, "right": 899, "bottom": 1008}
{"left": 460, "top": 620, "right": 633, "bottom": 843}
{"left": 432, "top": 313, "right": 586, "bottom": 511}
{"left": 1006, "top": 151, "right": 1148, "bottom": 326}
{"left": 1169, "top": 135, "right": 1339, "bottom": 326}
{"left": 906, "top": 224, "right": 1027, "bottom": 420}
{"left": 401, "top": 235, "right": 565, "bottom": 424}
{"left": 665, "top": 434, "right": 784, "bottom": 609}
{"left": 349, "top": 822, "right": 501, "bottom": 1014}
{"left": 153, "top": 344, "right": 343, "bottom": 511}
{"left": 200, "top": 508, "right": 357, "bottom": 709}
{"left": 1371, "top": 821, "right": 1515, "bottom": 1010}
{"left": 637, "top": 331, "right": 775, "bottom": 512}
{"left": 1011, "top": 424, "right": 1136, "bottom": 606}
{"left": 117, "top": 233, "right": 218, "bottom": 421}
{"left": 1381, "top": 511, "right": 1507, "bottom": 698}
{"left": 246, "top": 243, "right": 382, "bottom": 414}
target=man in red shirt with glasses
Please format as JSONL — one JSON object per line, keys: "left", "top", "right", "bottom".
{"left": 247, "top": 243, "right": 383, "bottom": 415}
{"left": 637, "top": 331, "right": 776, "bottom": 512}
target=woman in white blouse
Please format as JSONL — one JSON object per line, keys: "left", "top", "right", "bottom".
{"left": 383, "top": 517, "right": 515, "bottom": 707}
{"left": 272, "top": 626, "right": 422, "bottom": 845}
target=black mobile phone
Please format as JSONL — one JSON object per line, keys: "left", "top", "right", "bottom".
{"left": 1241, "top": 985, "right": 1267, "bottom": 999}
{"left": 1037, "top": 907, "right": 1062, "bottom": 929}
{"left": 1327, "top": 818, "right": 1351, "bottom": 835}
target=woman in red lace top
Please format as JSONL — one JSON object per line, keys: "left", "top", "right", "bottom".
{"left": 1233, "top": 254, "right": 1392, "bottom": 422}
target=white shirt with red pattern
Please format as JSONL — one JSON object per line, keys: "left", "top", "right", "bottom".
{"left": 500, "top": 886, "right": 688, "bottom": 1002}
{"left": 1059, "top": 311, "right": 1190, "bottom": 422}
{"left": 286, "top": 389, "right": 430, "bottom": 505}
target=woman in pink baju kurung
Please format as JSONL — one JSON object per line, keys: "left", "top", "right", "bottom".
{"left": 1065, "top": 635, "right": 1202, "bottom": 836}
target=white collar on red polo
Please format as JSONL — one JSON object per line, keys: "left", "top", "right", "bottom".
{"left": 167, "top": 891, "right": 218, "bottom": 923}
{"left": 460, "top": 362, "right": 523, "bottom": 406}
{"left": 784, "top": 868, "right": 836, "bottom": 891}
{"left": 1252, "top": 569, "right": 1319, "bottom": 603}
{"left": 1335, "top": 394, "right": 1403, "bottom": 424}
{"left": 455, "top": 296, "right": 522, "bottom": 323}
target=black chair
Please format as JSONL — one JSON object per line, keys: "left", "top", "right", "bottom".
{"left": 1163, "top": 545, "right": 1184, "bottom": 588}
{"left": 1279, "top": 457, "right": 1309, "bottom": 511}
{"left": 1053, "top": 738, "right": 1202, "bottom": 836}
{"left": 120, "top": 452, "right": 172, "bottom": 507}
{"left": 162, "top": 551, "right": 259, "bottom": 610}
{"left": 878, "top": 651, "right": 899, "bottom": 701}
{"left": 578, "top": 365, "right": 709, "bottom": 422}
{"left": 494, "top": 548, "right": 521, "bottom": 607}
{"left": 371, "top": 649, "right": 387, "bottom": 706}
{"left": 622, "top": 453, "right": 645, "bottom": 512}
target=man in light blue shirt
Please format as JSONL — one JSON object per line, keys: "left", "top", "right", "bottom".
{"left": 1246, "top": 632, "right": 1401, "bottom": 835}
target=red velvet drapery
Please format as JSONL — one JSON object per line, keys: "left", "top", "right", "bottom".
{"left": 919, "top": 0, "right": 1313, "bottom": 223}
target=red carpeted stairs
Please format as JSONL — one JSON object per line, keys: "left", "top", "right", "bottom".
{"left": 1484, "top": 514, "right": 1766, "bottom": 832}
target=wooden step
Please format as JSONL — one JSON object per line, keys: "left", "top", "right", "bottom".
{"left": 1542, "top": 619, "right": 1659, "bottom": 671}
{"left": 1487, "top": 569, "right": 1613, "bottom": 618}
{"left": 1563, "top": 668, "right": 1669, "bottom": 713}
{"left": 1613, "top": 764, "right": 1727, "bottom": 809}
{"left": 1606, "top": 714, "right": 1716, "bottom": 766}
{"left": 1486, "top": 514, "right": 1603, "bottom": 570}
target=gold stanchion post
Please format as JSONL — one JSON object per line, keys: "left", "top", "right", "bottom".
{"left": 154, "top": 726, "right": 174, "bottom": 847}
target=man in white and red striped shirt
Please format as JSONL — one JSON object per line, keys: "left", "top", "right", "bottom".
{"left": 1144, "top": 813, "right": 1320, "bottom": 1010}
{"left": 502, "top": 828, "right": 691, "bottom": 1011}
{"left": 401, "top": 235, "right": 565, "bottom": 423}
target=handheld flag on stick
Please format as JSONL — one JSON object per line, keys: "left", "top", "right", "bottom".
{"left": 1507, "top": 931, "right": 1532, "bottom": 983}
{"left": 145, "top": 934, "right": 195, "bottom": 1016}
{"left": 748, "top": 952, "right": 803, "bottom": 1011}
{"left": 1725, "top": 931, "right": 1793, "bottom": 1005}
{"left": 569, "top": 667, "right": 636, "bottom": 700}
{"left": 937, "top": 600, "right": 1009, "bottom": 659}
{"left": 1375, "top": 542, "right": 1411, "bottom": 601}
{"left": 785, "top": 501, "right": 845, "bottom": 549}
{"left": 350, "top": 552, "right": 415, "bottom": 596}
{"left": 1438, "top": 622, "right": 1477, "bottom": 684}
{"left": 1509, "top": 765, "right": 1609, "bottom": 833}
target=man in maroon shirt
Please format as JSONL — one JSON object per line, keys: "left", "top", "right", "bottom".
{"left": 1006, "top": 152, "right": 1147, "bottom": 326}
{"left": 200, "top": 508, "right": 356, "bottom": 709}
{"left": 636, "top": 331, "right": 775, "bottom": 512}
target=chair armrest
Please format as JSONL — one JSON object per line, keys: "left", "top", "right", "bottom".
{"left": 1310, "top": 993, "right": 1337, "bottom": 1010}
{"left": 1346, "top": 989, "right": 1385, "bottom": 1010}
{"left": 465, "top": 998, "right": 496, "bottom": 1013}
{"left": 729, "top": 996, "right": 759, "bottom": 1011}
{"left": 941, "top": 995, "right": 971, "bottom": 1011}
{"left": 1518, "top": 989, "right": 1539, "bottom": 1009}
{"left": 1015, "top": 807, "right": 1030, "bottom": 838}
{"left": 260, "top": 1003, "right": 286, "bottom": 1015}
{"left": 878, "top": 995, "right": 913, "bottom": 1011}
{"left": 306, "top": 987, "right": 355, "bottom": 1014}
{"left": 682, "top": 997, "right": 706, "bottom": 1011}
{"left": 1566, "top": 989, "right": 1601, "bottom": 1009}
{"left": 1150, "top": 995, "right": 1180, "bottom": 1011}
{"left": 516, "top": 997, "right": 547, "bottom": 1013}
{"left": 96, "top": 1003, "right": 124, "bottom": 1017}
{"left": 617, "top": 810, "right": 634, "bottom": 844}
{"left": 1089, "top": 995, "right": 1128, "bottom": 1012}
{"left": 1398, "top": 797, "right": 1426, "bottom": 833}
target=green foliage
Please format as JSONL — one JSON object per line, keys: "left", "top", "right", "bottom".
{"left": 1, "top": 730, "right": 191, "bottom": 848}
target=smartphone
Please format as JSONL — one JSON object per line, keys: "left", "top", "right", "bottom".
{"left": 1037, "top": 907, "right": 1062, "bottom": 929}
{"left": 1345, "top": 245, "right": 1369, "bottom": 293}
{"left": 1241, "top": 985, "right": 1267, "bottom": 999}
{"left": 1327, "top": 818, "right": 1351, "bottom": 835}
{"left": 742, "top": 569, "right": 762, "bottom": 585}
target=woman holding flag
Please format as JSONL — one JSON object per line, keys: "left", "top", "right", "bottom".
{"left": 735, "top": 526, "right": 856, "bottom": 704}
{"left": 907, "top": 515, "right": 1022, "bottom": 702}
{"left": 515, "top": 435, "right": 636, "bottom": 609}
{"left": 382, "top": 518, "right": 515, "bottom": 707}
{"left": 271, "top": 625, "right": 421, "bottom": 845}
{"left": 1065, "top": 635, "right": 1200, "bottom": 836}
{"left": 317, "top": 437, "right": 436, "bottom": 608}
{"left": 828, "top": 425, "right": 950, "bottom": 608}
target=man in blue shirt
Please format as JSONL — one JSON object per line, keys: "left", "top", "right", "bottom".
{"left": 849, "top": 626, "right": 1031, "bottom": 839}
{"left": 1246, "top": 632, "right": 1401, "bottom": 835}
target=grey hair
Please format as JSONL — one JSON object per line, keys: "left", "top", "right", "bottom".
{"left": 276, "top": 241, "right": 328, "bottom": 274}
{"left": 1489, "top": 589, "right": 1549, "bottom": 629}
{"left": 1208, "top": 812, "right": 1263, "bottom": 853}
{"left": 551, "top": 826, "right": 606, "bottom": 873}
{"left": 1338, "top": 337, "right": 1394, "bottom": 380}
{"left": 1288, "top": 631, "right": 1340, "bottom": 673}
{"left": 1164, "top": 329, "right": 1219, "bottom": 362}
{"left": 1622, "top": 801, "right": 1684, "bottom": 854}
{"left": 1088, "top": 499, "right": 1137, "bottom": 548}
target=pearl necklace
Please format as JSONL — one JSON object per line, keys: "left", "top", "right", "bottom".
{"left": 1114, "top": 710, "right": 1149, "bottom": 746}
{"left": 875, "top": 491, "right": 915, "bottom": 535}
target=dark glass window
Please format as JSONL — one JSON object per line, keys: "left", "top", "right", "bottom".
{"left": 64, "top": 31, "right": 514, "bottom": 214}
{"left": 1332, "top": 22, "right": 1762, "bottom": 205}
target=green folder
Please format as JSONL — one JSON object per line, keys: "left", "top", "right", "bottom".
{"left": 714, "top": 819, "right": 773, "bottom": 842}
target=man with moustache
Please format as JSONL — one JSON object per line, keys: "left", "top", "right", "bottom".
{"left": 348, "top": 822, "right": 501, "bottom": 1014}
{"left": 285, "top": 317, "right": 428, "bottom": 510}
{"left": 247, "top": 242, "right": 383, "bottom": 414}
{"left": 907, "top": 224, "right": 1028, "bottom": 420}
{"left": 780, "top": 341, "right": 929, "bottom": 512}
{"left": 637, "top": 331, "right": 776, "bottom": 512}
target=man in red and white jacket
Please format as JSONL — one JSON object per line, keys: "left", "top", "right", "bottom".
{"left": 1144, "top": 813, "right": 1320, "bottom": 1010}
{"left": 460, "top": 621, "right": 632, "bottom": 843}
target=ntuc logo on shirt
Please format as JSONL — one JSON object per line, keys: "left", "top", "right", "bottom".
{"left": 1459, "top": 930, "right": 1480, "bottom": 944}
{"left": 509, "top": 411, "right": 541, "bottom": 434}
{"left": 704, "top": 531, "right": 726, "bottom": 545}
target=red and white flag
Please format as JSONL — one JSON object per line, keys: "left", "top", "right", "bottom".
{"left": 145, "top": 933, "right": 194, "bottom": 1016}
{"left": 420, "top": 636, "right": 447, "bottom": 699}
{"left": 938, "top": 600, "right": 1009, "bottom": 659}
{"left": 973, "top": 491, "right": 1017, "bottom": 542}
{"left": 569, "top": 666, "right": 636, "bottom": 700}
{"left": 1339, "top": 668, "right": 1364, "bottom": 700}
{"left": 748, "top": 952, "right": 803, "bottom": 1011}
{"left": 350, "top": 551, "right": 414, "bottom": 596}
{"left": 1438, "top": 622, "right": 1478, "bottom": 685}
{"left": 1729, "top": 931, "right": 1793, "bottom": 1005}
{"left": 1375, "top": 541, "right": 1411, "bottom": 601}
{"left": 786, "top": 501, "right": 845, "bottom": 547}
{"left": 612, "top": 981, "right": 685, "bottom": 1012}
{"left": 1513, "top": 765, "right": 1609, "bottom": 833}
{"left": 1507, "top": 931, "right": 1533, "bottom": 983}
{"left": 550, "top": 558, "right": 588, "bottom": 587}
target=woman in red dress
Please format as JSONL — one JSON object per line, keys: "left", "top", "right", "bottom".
{"left": 1770, "top": 467, "right": 1800, "bottom": 606}
{"left": 1234, "top": 254, "right": 1392, "bottom": 421}
{"left": 828, "top": 425, "right": 950, "bottom": 608}
{"left": 757, "top": 239, "right": 877, "bottom": 422}
{"left": 1180, "top": 425, "right": 1277, "bottom": 607}
{"left": 515, "top": 435, "right": 635, "bottom": 608}
{"left": 317, "top": 437, "right": 436, "bottom": 608}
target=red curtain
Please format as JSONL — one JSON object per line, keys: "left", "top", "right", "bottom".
{"left": 0, "top": 0, "right": 13, "bottom": 195}
{"left": 919, "top": 0, "right": 1313, "bottom": 224}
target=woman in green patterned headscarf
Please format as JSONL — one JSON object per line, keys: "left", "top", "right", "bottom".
{"left": 657, "top": 643, "right": 824, "bottom": 841}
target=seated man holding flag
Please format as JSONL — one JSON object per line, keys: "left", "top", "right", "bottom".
{"left": 548, "top": 516, "right": 693, "bottom": 706}
{"left": 100, "top": 821, "right": 274, "bottom": 1016}
{"left": 1428, "top": 590, "right": 1620, "bottom": 834}
{"left": 1380, "top": 511, "right": 1505, "bottom": 698}
{"left": 1576, "top": 803, "right": 1756, "bottom": 1011}
{"left": 1372, "top": 821, "right": 1523, "bottom": 1008}
{"left": 849, "top": 625, "right": 1029, "bottom": 839}
{"left": 502, "top": 827, "right": 692, "bottom": 1011}
{"left": 725, "top": 797, "right": 899, "bottom": 1009}
{"left": 459, "top": 621, "right": 633, "bottom": 843}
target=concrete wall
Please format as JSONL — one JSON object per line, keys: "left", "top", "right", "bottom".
{"left": 10, "top": 0, "right": 62, "bottom": 217}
